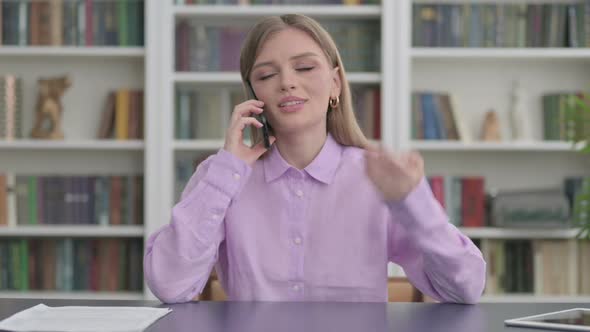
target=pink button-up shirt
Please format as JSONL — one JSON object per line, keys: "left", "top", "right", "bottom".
{"left": 145, "top": 134, "right": 486, "bottom": 303}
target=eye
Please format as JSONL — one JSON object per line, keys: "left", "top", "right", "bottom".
{"left": 259, "top": 73, "right": 276, "bottom": 81}
{"left": 296, "top": 66, "right": 315, "bottom": 72}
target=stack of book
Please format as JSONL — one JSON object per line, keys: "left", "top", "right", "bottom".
{"left": 0, "top": 75, "right": 23, "bottom": 140}
{"left": 542, "top": 93, "right": 590, "bottom": 142}
{"left": 0, "top": 174, "right": 144, "bottom": 226}
{"left": 413, "top": 2, "right": 590, "bottom": 48}
{"left": 97, "top": 89, "right": 144, "bottom": 140}
{"left": 0, "top": 238, "right": 143, "bottom": 292}
{"left": 0, "top": 0, "right": 145, "bottom": 47}
{"left": 175, "top": 21, "right": 380, "bottom": 72}
{"left": 411, "top": 92, "right": 462, "bottom": 141}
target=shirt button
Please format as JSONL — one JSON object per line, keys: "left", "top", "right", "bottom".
{"left": 295, "top": 190, "right": 304, "bottom": 197}
{"left": 294, "top": 237, "right": 302, "bottom": 245}
{"left": 233, "top": 173, "right": 241, "bottom": 180}
{"left": 211, "top": 214, "right": 220, "bottom": 220}
{"left": 293, "top": 284, "right": 301, "bottom": 291}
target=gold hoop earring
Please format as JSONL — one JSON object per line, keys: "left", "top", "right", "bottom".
{"left": 329, "top": 96, "right": 340, "bottom": 108}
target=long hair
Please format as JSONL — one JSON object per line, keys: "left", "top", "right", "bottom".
{"left": 239, "top": 14, "right": 369, "bottom": 151}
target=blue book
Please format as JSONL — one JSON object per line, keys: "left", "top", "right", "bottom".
{"left": 420, "top": 93, "right": 438, "bottom": 140}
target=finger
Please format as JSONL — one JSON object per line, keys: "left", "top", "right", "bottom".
{"left": 242, "top": 99, "right": 265, "bottom": 108}
{"left": 237, "top": 117, "right": 263, "bottom": 131}
{"left": 231, "top": 105, "right": 264, "bottom": 124}
{"left": 228, "top": 117, "right": 263, "bottom": 145}
{"left": 231, "top": 103, "right": 264, "bottom": 123}
{"left": 380, "top": 151, "right": 411, "bottom": 174}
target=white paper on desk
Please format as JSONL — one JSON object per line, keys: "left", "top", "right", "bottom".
{"left": 0, "top": 303, "right": 172, "bottom": 332}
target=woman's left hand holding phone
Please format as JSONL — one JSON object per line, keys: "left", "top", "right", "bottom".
{"left": 223, "top": 99, "right": 276, "bottom": 166}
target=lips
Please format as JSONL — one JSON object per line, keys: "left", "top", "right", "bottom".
{"left": 279, "top": 100, "right": 305, "bottom": 107}
{"left": 278, "top": 96, "right": 307, "bottom": 113}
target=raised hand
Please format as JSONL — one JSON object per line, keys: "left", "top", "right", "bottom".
{"left": 365, "top": 145, "right": 424, "bottom": 202}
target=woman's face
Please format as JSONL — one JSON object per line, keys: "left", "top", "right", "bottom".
{"left": 249, "top": 28, "right": 341, "bottom": 136}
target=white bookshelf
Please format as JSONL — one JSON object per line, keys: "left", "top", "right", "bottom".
{"left": 173, "top": 139, "right": 224, "bottom": 151}
{"left": 0, "top": 291, "right": 144, "bottom": 301}
{"left": 410, "top": 140, "right": 584, "bottom": 152}
{"left": 174, "top": 72, "right": 381, "bottom": 84}
{"left": 0, "top": 47, "right": 145, "bottom": 58}
{"left": 0, "top": 226, "right": 144, "bottom": 238}
{"left": 0, "top": 0, "right": 155, "bottom": 300}
{"left": 395, "top": 0, "right": 590, "bottom": 302}
{"left": 412, "top": 48, "right": 590, "bottom": 60}
{"left": 0, "top": 140, "right": 145, "bottom": 151}
{"left": 173, "top": 4, "right": 381, "bottom": 19}
{"left": 459, "top": 227, "right": 582, "bottom": 239}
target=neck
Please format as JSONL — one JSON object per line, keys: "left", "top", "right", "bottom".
{"left": 274, "top": 128, "right": 328, "bottom": 170}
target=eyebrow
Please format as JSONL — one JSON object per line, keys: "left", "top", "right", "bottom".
{"left": 252, "top": 52, "right": 319, "bottom": 71}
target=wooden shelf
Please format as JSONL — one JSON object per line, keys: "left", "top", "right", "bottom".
{"left": 174, "top": 140, "right": 224, "bottom": 151}
{"left": 412, "top": 48, "right": 590, "bottom": 60}
{"left": 410, "top": 140, "right": 583, "bottom": 152}
{"left": 0, "top": 291, "right": 144, "bottom": 300}
{"left": 0, "top": 46, "right": 145, "bottom": 58}
{"left": 0, "top": 140, "right": 145, "bottom": 151}
{"left": 174, "top": 72, "right": 381, "bottom": 84}
{"left": 459, "top": 227, "right": 581, "bottom": 239}
{"left": 173, "top": 4, "right": 381, "bottom": 19}
{"left": 0, "top": 226, "right": 144, "bottom": 238}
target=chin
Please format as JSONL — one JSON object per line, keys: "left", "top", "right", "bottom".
{"left": 272, "top": 118, "right": 325, "bottom": 136}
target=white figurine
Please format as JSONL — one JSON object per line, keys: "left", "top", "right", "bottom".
{"left": 509, "top": 80, "right": 532, "bottom": 141}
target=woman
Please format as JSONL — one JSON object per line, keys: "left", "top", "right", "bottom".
{"left": 144, "top": 14, "right": 486, "bottom": 304}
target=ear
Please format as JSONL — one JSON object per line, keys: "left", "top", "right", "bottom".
{"left": 330, "top": 66, "right": 341, "bottom": 98}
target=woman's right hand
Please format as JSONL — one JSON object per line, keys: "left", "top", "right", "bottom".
{"left": 223, "top": 99, "right": 276, "bottom": 165}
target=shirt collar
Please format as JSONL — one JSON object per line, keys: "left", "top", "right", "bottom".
{"left": 263, "top": 134, "right": 343, "bottom": 184}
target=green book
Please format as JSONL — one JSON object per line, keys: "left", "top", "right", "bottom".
{"left": 128, "top": 1, "right": 138, "bottom": 46}
{"left": 19, "top": 239, "right": 28, "bottom": 291}
{"left": 28, "top": 176, "right": 38, "bottom": 225}
{"left": 118, "top": 1, "right": 128, "bottom": 46}
{"left": 10, "top": 241, "right": 20, "bottom": 290}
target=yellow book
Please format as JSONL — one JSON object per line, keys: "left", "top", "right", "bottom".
{"left": 50, "top": 0, "right": 63, "bottom": 46}
{"left": 344, "top": 0, "right": 360, "bottom": 5}
{"left": 115, "top": 90, "right": 130, "bottom": 140}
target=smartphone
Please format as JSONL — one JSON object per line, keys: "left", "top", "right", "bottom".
{"left": 246, "top": 80, "right": 271, "bottom": 148}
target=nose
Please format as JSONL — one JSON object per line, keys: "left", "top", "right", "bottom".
{"left": 279, "top": 69, "right": 296, "bottom": 92}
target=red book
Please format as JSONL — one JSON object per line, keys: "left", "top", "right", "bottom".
{"left": 461, "top": 177, "right": 485, "bottom": 227}
{"left": 28, "top": 240, "right": 37, "bottom": 290}
{"left": 429, "top": 176, "right": 445, "bottom": 209}
{"left": 106, "top": 240, "right": 120, "bottom": 291}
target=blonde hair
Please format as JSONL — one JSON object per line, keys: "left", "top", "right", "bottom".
{"left": 239, "top": 14, "right": 369, "bottom": 150}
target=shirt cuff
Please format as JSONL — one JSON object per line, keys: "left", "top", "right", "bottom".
{"left": 202, "top": 149, "right": 252, "bottom": 198}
